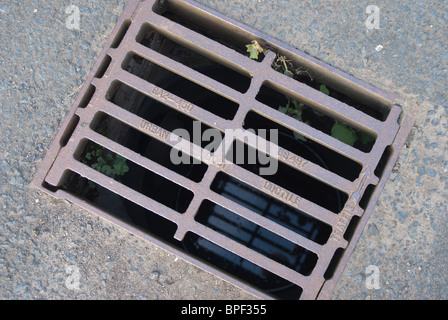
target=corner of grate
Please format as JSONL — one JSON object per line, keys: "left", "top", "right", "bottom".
{"left": 33, "top": 0, "right": 415, "bottom": 300}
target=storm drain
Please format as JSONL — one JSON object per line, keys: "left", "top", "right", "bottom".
{"left": 33, "top": 0, "right": 414, "bottom": 299}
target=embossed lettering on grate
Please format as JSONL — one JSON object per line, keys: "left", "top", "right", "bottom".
{"left": 33, "top": 0, "right": 414, "bottom": 299}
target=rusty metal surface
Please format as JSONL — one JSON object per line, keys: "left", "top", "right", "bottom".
{"left": 33, "top": 0, "right": 414, "bottom": 299}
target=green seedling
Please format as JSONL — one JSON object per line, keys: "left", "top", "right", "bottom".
{"left": 331, "top": 122, "right": 358, "bottom": 146}
{"left": 246, "top": 40, "right": 268, "bottom": 60}
{"left": 330, "top": 122, "right": 375, "bottom": 147}
{"left": 319, "top": 84, "right": 330, "bottom": 95}
{"left": 275, "top": 55, "right": 294, "bottom": 78}
{"left": 278, "top": 98, "right": 307, "bottom": 141}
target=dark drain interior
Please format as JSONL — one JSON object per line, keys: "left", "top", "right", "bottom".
{"left": 243, "top": 111, "right": 363, "bottom": 181}
{"left": 210, "top": 172, "right": 332, "bottom": 245}
{"left": 136, "top": 23, "right": 252, "bottom": 93}
{"left": 225, "top": 141, "right": 348, "bottom": 213}
{"left": 62, "top": 169, "right": 311, "bottom": 299}
{"left": 255, "top": 84, "right": 377, "bottom": 153}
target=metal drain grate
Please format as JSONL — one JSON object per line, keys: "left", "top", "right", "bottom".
{"left": 33, "top": 0, "right": 415, "bottom": 299}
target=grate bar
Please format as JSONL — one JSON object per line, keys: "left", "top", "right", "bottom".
{"left": 222, "top": 163, "right": 340, "bottom": 226}
{"left": 108, "top": 66, "right": 229, "bottom": 129}
{"left": 63, "top": 155, "right": 184, "bottom": 222}
{"left": 124, "top": 40, "right": 243, "bottom": 103}
{"left": 59, "top": 142, "right": 315, "bottom": 290}
{"left": 140, "top": 5, "right": 391, "bottom": 136}
{"left": 205, "top": 191, "right": 325, "bottom": 255}
{"left": 251, "top": 102, "right": 371, "bottom": 165}
{"left": 83, "top": 128, "right": 198, "bottom": 192}
{"left": 92, "top": 99, "right": 206, "bottom": 162}
{"left": 145, "top": 18, "right": 256, "bottom": 76}
{"left": 190, "top": 225, "right": 314, "bottom": 289}
{"left": 264, "top": 72, "right": 387, "bottom": 134}
{"left": 234, "top": 130, "right": 360, "bottom": 193}
{"left": 95, "top": 73, "right": 358, "bottom": 196}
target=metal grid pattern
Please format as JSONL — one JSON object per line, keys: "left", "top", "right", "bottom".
{"left": 33, "top": 0, "right": 414, "bottom": 299}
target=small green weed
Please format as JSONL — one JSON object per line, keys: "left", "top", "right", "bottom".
{"left": 82, "top": 142, "right": 129, "bottom": 189}
{"left": 245, "top": 40, "right": 268, "bottom": 60}
{"left": 246, "top": 40, "right": 375, "bottom": 148}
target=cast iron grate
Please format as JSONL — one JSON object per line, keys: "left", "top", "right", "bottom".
{"left": 33, "top": 0, "right": 414, "bottom": 299}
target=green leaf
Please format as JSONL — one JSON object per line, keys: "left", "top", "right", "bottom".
{"left": 246, "top": 40, "right": 264, "bottom": 60}
{"left": 293, "top": 131, "right": 307, "bottom": 141}
{"left": 101, "top": 165, "right": 112, "bottom": 175}
{"left": 291, "top": 113, "right": 307, "bottom": 141}
{"left": 113, "top": 163, "right": 121, "bottom": 175}
{"left": 331, "top": 122, "right": 357, "bottom": 146}
{"left": 291, "top": 99, "right": 304, "bottom": 115}
{"left": 108, "top": 155, "right": 129, "bottom": 176}
{"left": 85, "top": 152, "right": 92, "bottom": 160}
{"left": 122, "top": 163, "right": 129, "bottom": 174}
{"left": 247, "top": 46, "right": 259, "bottom": 59}
{"left": 115, "top": 154, "right": 126, "bottom": 161}
{"left": 290, "top": 108, "right": 299, "bottom": 116}
{"left": 113, "top": 162, "right": 129, "bottom": 176}
{"left": 357, "top": 131, "right": 375, "bottom": 145}
{"left": 278, "top": 106, "right": 287, "bottom": 114}
{"left": 320, "top": 84, "right": 330, "bottom": 95}
{"left": 291, "top": 99, "right": 301, "bottom": 108}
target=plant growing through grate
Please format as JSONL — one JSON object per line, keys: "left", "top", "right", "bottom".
{"left": 33, "top": 0, "right": 414, "bottom": 299}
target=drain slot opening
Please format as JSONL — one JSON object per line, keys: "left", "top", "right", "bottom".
{"left": 95, "top": 55, "right": 112, "bottom": 79}
{"left": 77, "top": 84, "right": 96, "bottom": 109}
{"left": 255, "top": 84, "right": 377, "bottom": 152}
{"left": 343, "top": 215, "right": 361, "bottom": 242}
{"left": 243, "top": 111, "right": 363, "bottom": 181}
{"left": 359, "top": 184, "right": 376, "bottom": 210}
{"left": 374, "top": 145, "right": 393, "bottom": 178}
{"left": 153, "top": 0, "right": 266, "bottom": 62}
{"left": 211, "top": 172, "right": 332, "bottom": 245}
{"left": 195, "top": 200, "right": 318, "bottom": 276}
{"left": 182, "top": 232, "right": 303, "bottom": 299}
{"left": 267, "top": 51, "right": 390, "bottom": 121}
{"left": 136, "top": 23, "right": 252, "bottom": 93}
{"left": 59, "top": 115, "right": 80, "bottom": 147}
{"left": 226, "top": 141, "right": 348, "bottom": 213}
{"left": 91, "top": 112, "right": 208, "bottom": 182}
{"left": 63, "top": 171, "right": 180, "bottom": 243}
{"left": 122, "top": 53, "right": 240, "bottom": 120}
{"left": 74, "top": 139, "right": 194, "bottom": 213}
{"left": 323, "top": 248, "right": 344, "bottom": 280}
{"left": 111, "top": 19, "right": 131, "bottom": 49}
{"left": 106, "top": 81, "right": 224, "bottom": 149}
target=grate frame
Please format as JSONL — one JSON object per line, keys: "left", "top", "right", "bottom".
{"left": 33, "top": 0, "right": 415, "bottom": 299}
